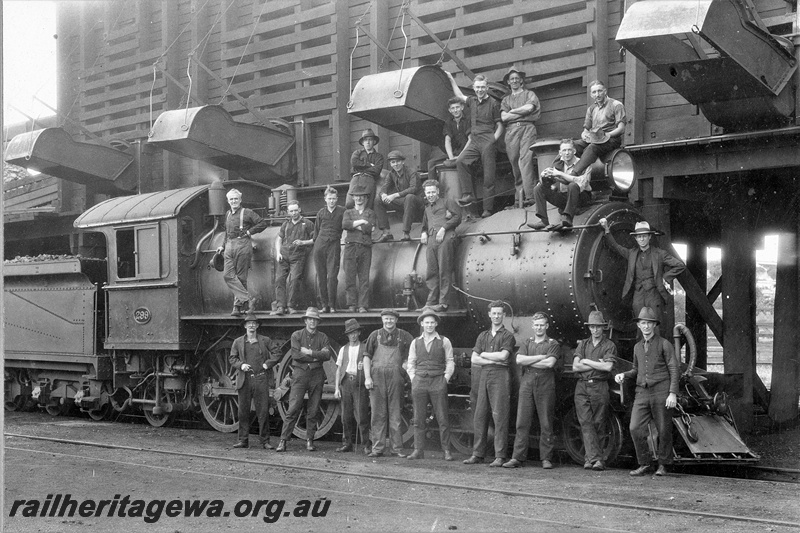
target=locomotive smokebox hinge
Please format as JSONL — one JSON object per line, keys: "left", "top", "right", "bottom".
{"left": 584, "top": 269, "right": 603, "bottom": 282}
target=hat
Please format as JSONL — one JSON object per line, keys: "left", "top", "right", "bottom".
{"left": 358, "top": 128, "right": 380, "bottom": 145}
{"left": 585, "top": 129, "right": 610, "bottom": 144}
{"left": 630, "top": 221, "right": 659, "bottom": 235}
{"left": 584, "top": 310, "right": 608, "bottom": 327}
{"left": 387, "top": 150, "right": 405, "bottom": 161}
{"left": 210, "top": 250, "right": 224, "bottom": 272}
{"left": 502, "top": 66, "right": 527, "bottom": 86}
{"left": 350, "top": 184, "right": 370, "bottom": 197}
{"left": 243, "top": 312, "right": 259, "bottom": 324}
{"left": 417, "top": 307, "right": 440, "bottom": 325}
{"left": 380, "top": 308, "right": 400, "bottom": 319}
{"left": 344, "top": 318, "right": 362, "bottom": 335}
{"left": 635, "top": 307, "right": 660, "bottom": 324}
{"left": 303, "top": 307, "right": 322, "bottom": 320}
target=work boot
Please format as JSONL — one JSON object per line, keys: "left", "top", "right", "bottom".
{"left": 592, "top": 460, "right": 605, "bottom": 471}
{"left": 261, "top": 441, "right": 274, "bottom": 450}
{"left": 463, "top": 456, "right": 484, "bottom": 465}
{"left": 231, "top": 303, "right": 244, "bottom": 316}
{"left": 542, "top": 460, "right": 553, "bottom": 469}
{"left": 232, "top": 440, "right": 248, "bottom": 449}
{"left": 629, "top": 465, "right": 652, "bottom": 476}
{"left": 655, "top": 465, "right": 668, "bottom": 476}
{"left": 401, "top": 232, "right": 411, "bottom": 241}
{"left": 306, "top": 440, "right": 317, "bottom": 452}
{"left": 376, "top": 232, "right": 393, "bottom": 243}
{"left": 275, "top": 440, "right": 287, "bottom": 452}
{"left": 457, "top": 193, "right": 476, "bottom": 206}
{"left": 336, "top": 444, "right": 353, "bottom": 453}
{"left": 528, "top": 217, "right": 547, "bottom": 230}
{"left": 407, "top": 450, "right": 424, "bottom": 460}
{"left": 443, "top": 450, "right": 454, "bottom": 461}
{"left": 287, "top": 307, "right": 298, "bottom": 315}
{"left": 584, "top": 461, "right": 593, "bottom": 470}
{"left": 270, "top": 307, "right": 284, "bottom": 316}
{"left": 488, "top": 458, "right": 505, "bottom": 467}
{"left": 502, "top": 458, "right": 522, "bottom": 468}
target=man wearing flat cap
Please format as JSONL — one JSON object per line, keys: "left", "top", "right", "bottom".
{"left": 334, "top": 318, "right": 371, "bottom": 454}
{"left": 364, "top": 308, "right": 415, "bottom": 457}
{"left": 230, "top": 313, "right": 281, "bottom": 449}
{"left": 500, "top": 66, "right": 541, "bottom": 206}
{"left": 347, "top": 128, "right": 385, "bottom": 209}
{"left": 572, "top": 310, "right": 617, "bottom": 471}
{"left": 599, "top": 218, "right": 685, "bottom": 332}
{"left": 276, "top": 307, "right": 333, "bottom": 453}
{"left": 342, "top": 185, "right": 377, "bottom": 313}
{"left": 406, "top": 308, "right": 455, "bottom": 460}
{"left": 374, "top": 149, "right": 424, "bottom": 242}
{"left": 570, "top": 80, "right": 627, "bottom": 176}
{"left": 615, "top": 307, "right": 679, "bottom": 477}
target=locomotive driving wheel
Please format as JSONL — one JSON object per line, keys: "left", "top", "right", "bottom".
{"left": 562, "top": 405, "right": 624, "bottom": 465}
{"left": 198, "top": 340, "right": 239, "bottom": 433}
{"left": 275, "top": 353, "right": 340, "bottom": 440}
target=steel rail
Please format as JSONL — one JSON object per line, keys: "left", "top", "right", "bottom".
{"left": 6, "top": 433, "right": 800, "bottom": 530}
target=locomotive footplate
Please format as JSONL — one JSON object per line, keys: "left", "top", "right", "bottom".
{"left": 182, "top": 309, "right": 468, "bottom": 328}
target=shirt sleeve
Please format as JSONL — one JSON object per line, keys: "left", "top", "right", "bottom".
{"left": 501, "top": 331, "right": 517, "bottom": 355}
{"left": 613, "top": 100, "right": 626, "bottom": 126}
{"left": 491, "top": 100, "right": 502, "bottom": 124}
{"left": 407, "top": 340, "right": 417, "bottom": 382}
{"left": 443, "top": 199, "right": 462, "bottom": 230}
{"left": 517, "top": 339, "right": 529, "bottom": 356}
{"left": 472, "top": 331, "right": 485, "bottom": 355}
{"left": 500, "top": 95, "right": 511, "bottom": 113}
{"left": 602, "top": 340, "right": 618, "bottom": 363}
{"left": 229, "top": 338, "right": 244, "bottom": 369}
{"left": 246, "top": 208, "right": 269, "bottom": 235}
{"left": 526, "top": 90, "right": 541, "bottom": 122}
{"left": 364, "top": 331, "right": 377, "bottom": 358}
{"left": 583, "top": 105, "right": 593, "bottom": 131}
{"left": 336, "top": 346, "right": 345, "bottom": 367}
{"left": 351, "top": 149, "right": 367, "bottom": 172}
{"left": 443, "top": 337, "right": 455, "bottom": 380}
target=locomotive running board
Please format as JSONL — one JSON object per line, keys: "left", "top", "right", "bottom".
{"left": 182, "top": 309, "right": 469, "bottom": 327}
{"left": 672, "top": 414, "right": 760, "bottom": 463}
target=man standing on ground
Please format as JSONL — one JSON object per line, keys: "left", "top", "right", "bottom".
{"left": 463, "top": 301, "right": 516, "bottom": 466}
{"left": 500, "top": 67, "right": 540, "bottom": 206}
{"left": 334, "top": 318, "right": 371, "bottom": 454}
{"left": 276, "top": 307, "right": 332, "bottom": 453}
{"left": 230, "top": 313, "right": 280, "bottom": 449}
{"left": 420, "top": 179, "right": 462, "bottom": 312}
{"left": 364, "top": 309, "right": 414, "bottom": 458}
{"left": 572, "top": 310, "right": 617, "bottom": 471}
{"left": 407, "top": 308, "right": 454, "bottom": 461}
{"left": 272, "top": 200, "right": 313, "bottom": 316}
{"left": 504, "top": 312, "right": 560, "bottom": 469}
{"left": 342, "top": 186, "right": 377, "bottom": 313}
{"left": 217, "top": 188, "right": 268, "bottom": 316}
{"left": 374, "top": 150, "right": 424, "bottom": 243}
{"left": 313, "top": 187, "right": 345, "bottom": 312}
{"left": 615, "top": 307, "right": 678, "bottom": 477}
{"left": 529, "top": 138, "right": 592, "bottom": 230}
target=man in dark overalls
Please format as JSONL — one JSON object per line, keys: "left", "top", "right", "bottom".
{"left": 363, "top": 309, "right": 414, "bottom": 458}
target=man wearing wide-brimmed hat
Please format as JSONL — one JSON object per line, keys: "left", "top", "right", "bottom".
{"left": 347, "top": 128, "right": 385, "bottom": 209}
{"left": 334, "top": 318, "right": 371, "bottom": 454}
{"left": 276, "top": 307, "right": 333, "bottom": 453}
{"left": 500, "top": 66, "right": 541, "bottom": 205}
{"left": 406, "top": 307, "right": 455, "bottom": 460}
{"left": 599, "top": 217, "right": 685, "bottom": 331}
{"left": 229, "top": 313, "right": 280, "bottom": 449}
{"left": 572, "top": 310, "right": 617, "bottom": 471}
{"left": 615, "top": 307, "right": 679, "bottom": 477}
{"left": 374, "top": 149, "right": 424, "bottom": 242}
{"left": 569, "top": 80, "right": 627, "bottom": 176}
{"left": 342, "top": 184, "right": 377, "bottom": 313}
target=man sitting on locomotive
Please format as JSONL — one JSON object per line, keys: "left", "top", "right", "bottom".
{"left": 334, "top": 318, "right": 372, "bottom": 454}
{"left": 347, "top": 128, "right": 385, "bottom": 209}
{"left": 229, "top": 313, "right": 280, "bottom": 449}
{"left": 420, "top": 179, "right": 462, "bottom": 312}
{"left": 569, "top": 80, "right": 626, "bottom": 177}
{"left": 216, "top": 188, "right": 268, "bottom": 316}
{"left": 276, "top": 307, "right": 333, "bottom": 453}
{"left": 374, "top": 150, "right": 425, "bottom": 243}
{"left": 504, "top": 312, "right": 560, "bottom": 469}
{"left": 426, "top": 96, "right": 471, "bottom": 178}
{"left": 271, "top": 200, "right": 314, "bottom": 316}
{"left": 406, "top": 308, "right": 455, "bottom": 461}
{"left": 615, "top": 307, "right": 678, "bottom": 477}
{"left": 571, "top": 310, "right": 617, "bottom": 471}
{"left": 528, "top": 138, "right": 592, "bottom": 231}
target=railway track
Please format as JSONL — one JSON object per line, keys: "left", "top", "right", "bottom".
{"left": 6, "top": 432, "right": 800, "bottom": 530}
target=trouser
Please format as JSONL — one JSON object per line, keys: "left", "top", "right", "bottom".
{"left": 511, "top": 370, "right": 555, "bottom": 462}
{"left": 425, "top": 231, "right": 456, "bottom": 306}
{"left": 343, "top": 243, "right": 372, "bottom": 308}
{"left": 472, "top": 365, "right": 510, "bottom": 458}
{"left": 223, "top": 238, "right": 252, "bottom": 304}
{"left": 630, "top": 380, "right": 674, "bottom": 466}
{"left": 275, "top": 255, "right": 306, "bottom": 309}
{"left": 572, "top": 136, "right": 622, "bottom": 175}
{"left": 534, "top": 182, "right": 592, "bottom": 222}
{"left": 346, "top": 173, "right": 377, "bottom": 209}
{"left": 313, "top": 239, "right": 341, "bottom": 309}
{"left": 632, "top": 286, "right": 666, "bottom": 336}
{"left": 340, "top": 374, "right": 371, "bottom": 447}
{"left": 374, "top": 194, "right": 424, "bottom": 233}
{"left": 504, "top": 123, "right": 538, "bottom": 201}
{"left": 456, "top": 133, "right": 497, "bottom": 211}
{"left": 574, "top": 380, "right": 610, "bottom": 463}
{"left": 369, "top": 366, "right": 404, "bottom": 453}
{"left": 411, "top": 374, "right": 450, "bottom": 452}
{"left": 280, "top": 367, "right": 325, "bottom": 441}
{"left": 426, "top": 147, "right": 448, "bottom": 178}
{"left": 237, "top": 373, "right": 270, "bottom": 444}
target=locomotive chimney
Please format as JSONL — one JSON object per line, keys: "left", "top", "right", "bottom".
{"left": 207, "top": 180, "right": 227, "bottom": 217}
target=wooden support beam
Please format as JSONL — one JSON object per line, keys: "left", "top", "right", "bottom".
{"left": 768, "top": 230, "right": 800, "bottom": 423}
{"left": 405, "top": 7, "right": 475, "bottom": 79}
{"left": 161, "top": 0, "right": 181, "bottom": 190}
{"left": 332, "top": 0, "right": 351, "bottom": 182}
{"left": 684, "top": 239, "right": 709, "bottom": 368}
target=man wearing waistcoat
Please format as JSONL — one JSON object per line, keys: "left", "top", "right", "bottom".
{"left": 313, "top": 187, "right": 345, "bottom": 313}
{"left": 334, "top": 318, "right": 371, "bottom": 454}
{"left": 342, "top": 185, "right": 377, "bottom": 313}
{"left": 464, "top": 301, "right": 516, "bottom": 466}
{"left": 615, "top": 307, "right": 679, "bottom": 477}
{"left": 420, "top": 179, "right": 462, "bottom": 312}
{"left": 216, "top": 188, "right": 268, "bottom": 316}
{"left": 364, "top": 309, "right": 415, "bottom": 458}
{"left": 276, "top": 307, "right": 333, "bottom": 453}
{"left": 599, "top": 218, "right": 685, "bottom": 333}
{"left": 572, "top": 310, "right": 617, "bottom": 471}
{"left": 229, "top": 313, "right": 280, "bottom": 449}
{"left": 503, "top": 312, "right": 560, "bottom": 469}
{"left": 407, "top": 308, "right": 455, "bottom": 460}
